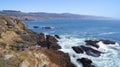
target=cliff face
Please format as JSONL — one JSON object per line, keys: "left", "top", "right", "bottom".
{"left": 0, "top": 15, "right": 75, "bottom": 67}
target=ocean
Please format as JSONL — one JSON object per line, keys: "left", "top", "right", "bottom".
{"left": 24, "top": 19, "right": 120, "bottom": 67}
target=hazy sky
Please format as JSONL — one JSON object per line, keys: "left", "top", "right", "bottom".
{"left": 0, "top": 0, "right": 119, "bottom": 19}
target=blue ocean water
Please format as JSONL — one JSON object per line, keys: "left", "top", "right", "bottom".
{"left": 24, "top": 19, "right": 120, "bottom": 67}
{"left": 24, "top": 19, "right": 120, "bottom": 42}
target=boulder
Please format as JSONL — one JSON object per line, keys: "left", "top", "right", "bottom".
{"left": 77, "top": 58, "right": 93, "bottom": 67}
{"left": 33, "top": 26, "right": 39, "bottom": 28}
{"left": 55, "top": 35, "right": 60, "bottom": 39}
{"left": 46, "top": 35, "right": 61, "bottom": 50}
{"left": 42, "top": 26, "right": 53, "bottom": 29}
{"left": 80, "top": 46, "right": 102, "bottom": 57}
{"left": 37, "top": 33, "right": 48, "bottom": 47}
{"left": 85, "top": 40, "right": 99, "bottom": 48}
{"left": 72, "top": 46, "right": 84, "bottom": 53}
{"left": 46, "top": 35, "right": 58, "bottom": 43}
{"left": 100, "top": 39, "right": 115, "bottom": 44}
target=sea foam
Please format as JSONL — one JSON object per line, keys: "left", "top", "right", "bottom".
{"left": 58, "top": 35, "right": 120, "bottom": 67}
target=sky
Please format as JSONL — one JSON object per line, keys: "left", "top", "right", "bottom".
{"left": 0, "top": 0, "right": 119, "bottom": 19}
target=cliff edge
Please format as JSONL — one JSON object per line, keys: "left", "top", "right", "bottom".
{"left": 0, "top": 15, "right": 75, "bottom": 67}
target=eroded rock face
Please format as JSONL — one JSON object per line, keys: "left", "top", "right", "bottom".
{"left": 38, "top": 33, "right": 61, "bottom": 50}
{"left": 77, "top": 58, "right": 93, "bottom": 67}
{"left": 99, "top": 39, "right": 115, "bottom": 44}
{"left": 80, "top": 46, "right": 102, "bottom": 57}
{"left": 0, "top": 15, "right": 74, "bottom": 67}
{"left": 85, "top": 40, "right": 99, "bottom": 48}
{"left": 72, "top": 46, "right": 84, "bottom": 53}
{"left": 42, "top": 26, "right": 54, "bottom": 30}
{"left": 40, "top": 48, "right": 76, "bottom": 67}
{"left": 72, "top": 45, "right": 102, "bottom": 57}
{"left": 55, "top": 35, "right": 60, "bottom": 39}
{"left": 85, "top": 40, "right": 116, "bottom": 49}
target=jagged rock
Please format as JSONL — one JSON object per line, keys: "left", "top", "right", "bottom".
{"left": 38, "top": 34, "right": 61, "bottom": 50}
{"left": 80, "top": 46, "right": 102, "bottom": 57}
{"left": 72, "top": 46, "right": 84, "bottom": 53}
{"left": 33, "top": 26, "right": 39, "bottom": 28}
{"left": 42, "top": 26, "right": 54, "bottom": 29}
{"left": 46, "top": 35, "right": 58, "bottom": 43}
{"left": 100, "top": 39, "right": 115, "bottom": 44}
{"left": 85, "top": 40, "right": 99, "bottom": 48}
{"left": 55, "top": 35, "right": 60, "bottom": 39}
{"left": 46, "top": 35, "right": 61, "bottom": 50}
{"left": 40, "top": 48, "right": 76, "bottom": 67}
{"left": 0, "top": 15, "right": 74, "bottom": 67}
{"left": 37, "top": 33, "right": 47, "bottom": 47}
{"left": 85, "top": 39, "right": 116, "bottom": 49}
{"left": 77, "top": 58, "right": 93, "bottom": 67}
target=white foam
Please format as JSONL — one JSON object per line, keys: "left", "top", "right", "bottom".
{"left": 58, "top": 35, "right": 120, "bottom": 67}
{"left": 99, "top": 32, "right": 118, "bottom": 36}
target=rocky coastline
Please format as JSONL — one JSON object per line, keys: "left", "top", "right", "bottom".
{"left": 0, "top": 15, "right": 118, "bottom": 67}
{"left": 0, "top": 15, "right": 75, "bottom": 67}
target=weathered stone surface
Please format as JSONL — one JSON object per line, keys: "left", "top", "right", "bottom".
{"left": 85, "top": 40, "right": 99, "bottom": 48}
{"left": 77, "top": 58, "right": 93, "bottom": 67}
{"left": 72, "top": 46, "right": 84, "bottom": 53}
{"left": 46, "top": 35, "right": 61, "bottom": 50}
{"left": 0, "top": 15, "right": 74, "bottom": 67}
{"left": 40, "top": 48, "right": 76, "bottom": 67}
{"left": 80, "top": 46, "right": 102, "bottom": 57}
{"left": 55, "top": 35, "right": 60, "bottom": 39}
{"left": 85, "top": 39, "right": 116, "bottom": 49}
{"left": 42, "top": 26, "right": 53, "bottom": 29}
{"left": 37, "top": 33, "right": 47, "bottom": 47}
{"left": 33, "top": 26, "right": 39, "bottom": 28}
{"left": 37, "top": 33, "right": 61, "bottom": 50}
{"left": 100, "top": 39, "right": 115, "bottom": 44}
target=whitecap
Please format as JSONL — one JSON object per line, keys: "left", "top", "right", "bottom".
{"left": 58, "top": 35, "right": 120, "bottom": 67}
{"left": 99, "top": 32, "right": 118, "bottom": 36}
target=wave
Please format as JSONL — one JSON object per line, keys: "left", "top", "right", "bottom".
{"left": 98, "top": 32, "right": 118, "bottom": 36}
{"left": 58, "top": 35, "right": 120, "bottom": 67}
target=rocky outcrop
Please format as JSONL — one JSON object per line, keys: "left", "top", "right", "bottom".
{"left": 72, "top": 46, "right": 84, "bottom": 53}
{"left": 42, "top": 26, "right": 54, "bottom": 30}
{"left": 37, "top": 33, "right": 61, "bottom": 50}
{"left": 80, "top": 46, "right": 102, "bottom": 57}
{"left": 0, "top": 15, "right": 74, "bottom": 67}
{"left": 85, "top": 40, "right": 99, "bottom": 48}
{"left": 55, "top": 35, "right": 60, "bottom": 39}
{"left": 77, "top": 58, "right": 93, "bottom": 67}
{"left": 85, "top": 40, "right": 115, "bottom": 48}
{"left": 33, "top": 26, "right": 39, "bottom": 28}
{"left": 72, "top": 45, "right": 102, "bottom": 57}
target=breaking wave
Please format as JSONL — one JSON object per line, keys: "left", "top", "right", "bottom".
{"left": 58, "top": 35, "right": 120, "bottom": 67}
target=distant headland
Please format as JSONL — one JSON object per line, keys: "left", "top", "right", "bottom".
{"left": 0, "top": 10, "right": 108, "bottom": 21}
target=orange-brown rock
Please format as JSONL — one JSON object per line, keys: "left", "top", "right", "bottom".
{"left": 0, "top": 15, "right": 74, "bottom": 67}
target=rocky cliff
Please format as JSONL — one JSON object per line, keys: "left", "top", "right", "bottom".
{"left": 0, "top": 15, "right": 75, "bottom": 67}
